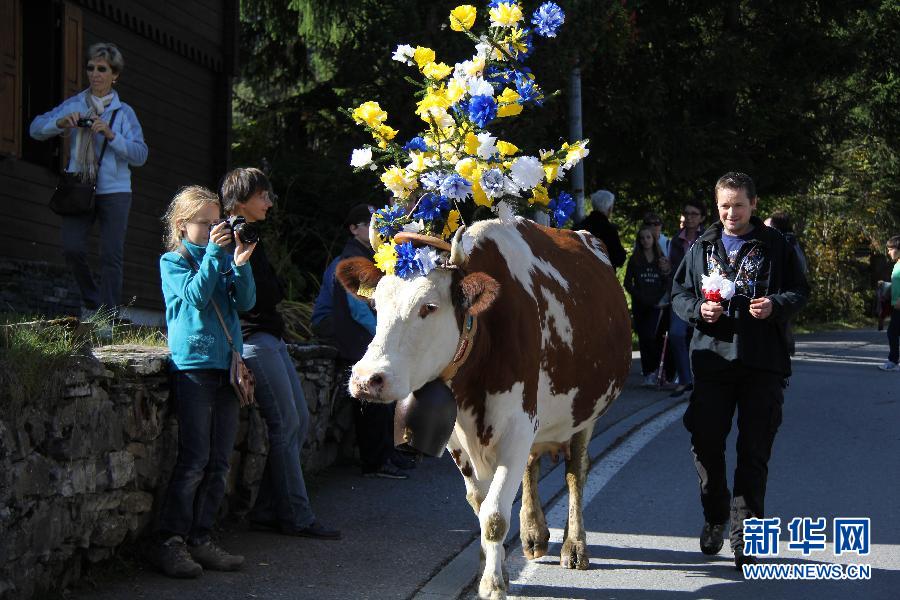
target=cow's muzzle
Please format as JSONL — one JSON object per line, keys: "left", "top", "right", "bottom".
{"left": 349, "top": 370, "right": 387, "bottom": 401}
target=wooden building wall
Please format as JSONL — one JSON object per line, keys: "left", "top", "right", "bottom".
{"left": 0, "top": 0, "right": 238, "bottom": 313}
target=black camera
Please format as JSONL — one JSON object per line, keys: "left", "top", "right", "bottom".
{"left": 76, "top": 117, "right": 94, "bottom": 128}
{"left": 227, "top": 215, "right": 259, "bottom": 244}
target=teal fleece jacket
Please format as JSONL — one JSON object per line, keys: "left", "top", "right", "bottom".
{"left": 160, "top": 241, "right": 256, "bottom": 371}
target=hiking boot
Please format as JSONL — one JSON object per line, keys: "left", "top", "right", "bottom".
{"left": 700, "top": 522, "right": 727, "bottom": 555}
{"left": 363, "top": 462, "right": 408, "bottom": 479}
{"left": 148, "top": 536, "right": 203, "bottom": 579}
{"left": 734, "top": 546, "right": 758, "bottom": 571}
{"left": 878, "top": 361, "right": 900, "bottom": 372}
{"left": 188, "top": 540, "right": 244, "bottom": 571}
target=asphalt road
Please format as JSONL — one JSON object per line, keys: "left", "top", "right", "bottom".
{"left": 74, "top": 329, "right": 900, "bottom": 600}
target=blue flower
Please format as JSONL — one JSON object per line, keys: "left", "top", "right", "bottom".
{"left": 402, "top": 136, "right": 429, "bottom": 152}
{"left": 420, "top": 171, "right": 444, "bottom": 190}
{"left": 413, "top": 193, "right": 451, "bottom": 221}
{"left": 514, "top": 71, "right": 543, "bottom": 105}
{"left": 531, "top": 2, "right": 565, "bottom": 38}
{"left": 487, "top": 0, "right": 507, "bottom": 7}
{"left": 439, "top": 174, "right": 473, "bottom": 200}
{"left": 467, "top": 94, "right": 498, "bottom": 128}
{"left": 395, "top": 242, "right": 422, "bottom": 279}
{"left": 374, "top": 205, "right": 405, "bottom": 238}
{"left": 549, "top": 191, "right": 576, "bottom": 227}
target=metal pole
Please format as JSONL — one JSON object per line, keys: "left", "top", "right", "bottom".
{"left": 568, "top": 65, "right": 585, "bottom": 223}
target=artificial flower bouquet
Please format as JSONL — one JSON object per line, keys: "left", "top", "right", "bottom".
{"left": 347, "top": 1, "right": 590, "bottom": 277}
{"left": 701, "top": 272, "right": 736, "bottom": 304}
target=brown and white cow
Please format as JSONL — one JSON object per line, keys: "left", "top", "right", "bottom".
{"left": 337, "top": 217, "right": 631, "bottom": 600}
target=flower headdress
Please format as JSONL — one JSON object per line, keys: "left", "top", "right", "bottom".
{"left": 348, "top": 2, "right": 588, "bottom": 277}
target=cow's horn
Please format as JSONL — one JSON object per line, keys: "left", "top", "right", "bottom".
{"left": 449, "top": 225, "right": 468, "bottom": 266}
{"left": 369, "top": 213, "right": 383, "bottom": 253}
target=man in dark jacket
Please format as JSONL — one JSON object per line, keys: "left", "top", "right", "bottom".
{"left": 672, "top": 172, "right": 809, "bottom": 571}
{"left": 577, "top": 189, "right": 626, "bottom": 268}
{"left": 329, "top": 204, "right": 409, "bottom": 479}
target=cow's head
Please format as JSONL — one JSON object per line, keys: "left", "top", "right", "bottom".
{"left": 336, "top": 244, "right": 499, "bottom": 403}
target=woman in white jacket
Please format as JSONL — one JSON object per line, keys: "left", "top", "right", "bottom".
{"left": 30, "top": 42, "right": 148, "bottom": 319}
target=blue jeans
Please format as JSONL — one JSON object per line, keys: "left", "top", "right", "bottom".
{"left": 60, "top": 192, "right": 131, "bottom": 311}
{"left": 243, "top": 333, "right": 315, "bottom": 529}
{"left": 158, "top": 369, "right": 239, "bottom": 543}
{"left": 669, "top": 311, "right": 694, "bottom": 386}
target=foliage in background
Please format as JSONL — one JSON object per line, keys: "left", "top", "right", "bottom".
{"left": 234, "top": 0, "right": 900, "bottom": 327}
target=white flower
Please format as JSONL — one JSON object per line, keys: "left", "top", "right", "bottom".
{"left": 424, "top": 106, "right": 455, "bottom": 129}
{"left": 701, "top": 272, "right": 736, "bottom": 300}
{"left": 350, "top": 148, "right": 375, "bottom": 170}
{"left": 461, "top": 230, "right": 476, "bottom": 255}
{"left": 467, "top": 77, "right": 494, "bottom": 98}
{"left": 476, "top": 132, "right": 498, "bottom": 159}
{"left": 509, "top": 156, "right": 545, "bottom": 190}
{"left": 392, "top": 44, "right": 415, "bottom": 65}
{"left": 415, "top": 247, "right": 440, "bottom": 275}
{"left": 494, "top": 201, "right": 517, "bottom": 224}
{"left": 480, "top": 169, "right": 519, "bottom": 198}
{"left": 402, "top": 219, "right": 425, "bottom": 233}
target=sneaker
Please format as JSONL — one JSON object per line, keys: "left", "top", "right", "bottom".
{"left": 734, "top": 546, "right": 758, "bottom": 571}
{"left": 389, "top": 450, "right": 417, "bottom": 470}
{"left": 642, "top": 373, "right": 658, "bottom": 387}
{"left": 148, "top": 536, "right": 203, "bottom": 579}
{"left": 188, "top": 540, "right": 244, "bottom": 572}
{"left": 363, "top": 462, "right": 409, "bottom": 479}
{"left": 700, "top": 522, "right": 727, "bottom": 555}
{"left": 878, "top": 361, "right": 900, "bottom": 371}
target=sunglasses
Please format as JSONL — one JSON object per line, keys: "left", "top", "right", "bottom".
{"left": 86, "top": 65, "right": 109, "bottom": 73}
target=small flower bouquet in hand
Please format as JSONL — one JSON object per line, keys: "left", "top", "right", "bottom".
{"left": 701, "top": 272, "right": 736, "bottom": 303}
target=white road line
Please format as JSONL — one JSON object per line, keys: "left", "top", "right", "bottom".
{"left": 508, "top": 404, "right": 685, "bottom": 591}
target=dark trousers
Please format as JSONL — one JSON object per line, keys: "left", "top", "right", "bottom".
{"left": 888, "top": 308, "right": 900, "bottom": 364}
{"left": 633, "top": 304, "right": 661, "bottom": 375}
{"left": 682, "top": 362, "right": 784, "bottom": 549}
{"left": 60, "top": 192, "right": 132, "bottom": 312}
{"left": 339, "top": 361, "right": 394, "bottom": 472}
{"left": 158, "top": 369, "right": 239, "bottom": 544}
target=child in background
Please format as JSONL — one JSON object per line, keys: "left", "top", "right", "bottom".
{"left": 149, "top": 186, "right": 256, "bottom": 578}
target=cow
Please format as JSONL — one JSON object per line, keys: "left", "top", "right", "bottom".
{"left": 337, "top": 216, "right": 631, "bottom": 600}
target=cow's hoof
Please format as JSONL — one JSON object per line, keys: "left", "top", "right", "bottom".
{"left": 560, "top": 538, "right": 590, "bottom": 570}
{"left": 478, "top": 574, "right": 507, "bottom": 600}
{"left": 521, "top": 524, "right": 550, "bottom": 560}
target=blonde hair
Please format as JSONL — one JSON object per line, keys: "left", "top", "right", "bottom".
{"left": 162, "top": 186, "right": 221, "bottom": 251}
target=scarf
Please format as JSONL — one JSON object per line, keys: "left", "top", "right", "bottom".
{"left": 73, "top": 91, "right": 114, "bottom": 182}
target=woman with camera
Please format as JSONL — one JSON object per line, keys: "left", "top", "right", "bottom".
{"left": 29, "top": 42, "right": 148, "bottom": 320}
{"left": 221, "top": 167, "right": 340, "bottom": 540}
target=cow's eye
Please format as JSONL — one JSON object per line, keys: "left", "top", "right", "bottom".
{"left": 418, "top": 303, "right": 438, "bottom": 318}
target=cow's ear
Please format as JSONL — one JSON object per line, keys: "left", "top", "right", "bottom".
{"left": 336, "top": 257, "right": 383, "bottom": 302}
{"left": 458, "top": 272, "right": 500, "bottom": 316}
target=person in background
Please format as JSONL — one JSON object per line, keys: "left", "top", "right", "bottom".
{"left": 221, "top": 167, "right": 340, "bottom": 540}
{"left": 764, "top": 212, "right": 808, "bottom": 354}
{"left": 672, "top": 172, "right": 808, "bottom": 571}
{"left": 667, "top": 199, "right": 706, "bottom": 397}
{"left": 577, "top": 189, "right": 626, "bottom": 268}
{"left": 877, "top": 235, "right": 900, "bottom": 371}
{"left": 29, "top": 42, "right": 147, "bottom": 320}
{"left": 643, "top": 211, "right": 671, "bottom": 257}
{"left": 151, "top": 186, "right": 256, "bottom": 578}
{"left": 624, "top": 225, "right": 671, "bottom": 386}
{"left": 328, "top": 204, "right": 413, "bottom": 479}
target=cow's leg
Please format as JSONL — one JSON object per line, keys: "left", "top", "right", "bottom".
{"left": 519, "top": 455, "right": 549, "bottom": 559}
{"left": 447, "top": 432, "right": 486, "bottom": 517}
{"left": 477, "top": 419, "right": 534, "bottom": 600}
{"left": 560, "top": 426, "right": 591, "bottom": 570}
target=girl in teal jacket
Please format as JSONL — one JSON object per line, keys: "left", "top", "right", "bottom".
{"left": 150, "top": 186, "right": 256, "bottom": 578}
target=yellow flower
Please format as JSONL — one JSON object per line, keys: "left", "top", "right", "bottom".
{"left": 372, "top": 124, "right": 399, "bottom": 148}
{"left": 531, "top": 185, "right": 550, "bottom": 206}
{"left": 504, "top": 27, "right": 530, "bottom": 56}
{"left": 498, "top": 87, "right": 521, "bottom": 104}
{"left": 373, "top": 242, "right": 398, "bottom": 275}
{"left": 464, "top": 132, "right": 480, "bottom": 155}
{"left": 455, "top": 157, "right": 478, "bottom": 180}
{"left": 413, "top": 46, "right": 436, "bottom": 68}
{"left": 446, "top": 78, "right": 467, "bottom": 104}
{"left": 381, "top": 166, "right": 417, "bottom": 198}
{"left": 496, "top": 141, "right": 519, "bottom": 156}
{"left": 543, "top": 161, "right": 559, "bottom": 183}
{"left": 472, "top": 180, "right": 492, "bottom": 207}
{"left": 422, "top": 61, "right": 453, "bottom": 80}
{"left": 449, "top": 5, "right": 477, "bottom": 32}
{"left": 497, "top": 103, "right": 523, "bottom": 118}
{"left": 489, "top": 2, "right": 523, "bottom": 27}
{"left": 467, "top": 56, "right": 486, "bottom": 77}
{"left": 443, "top": 209, "right": 462, "bottom": 237}
{"left": 408, "top": 151, "right": 428, "bottom": 172}
{"left": 352, "top": 101, "right": 387, "bottom": 127}
{"left": 562, "top": 140, "right": 590, "bottom": 167}
{"left": 416, "top": 92, "right": 450, "bottom": 118}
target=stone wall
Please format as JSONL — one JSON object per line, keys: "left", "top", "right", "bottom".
{"left": 0, "top": 259, "right": 81, "bottom": 318}
{"left": 0, "top": 343, "right": 352, "bottom": 600}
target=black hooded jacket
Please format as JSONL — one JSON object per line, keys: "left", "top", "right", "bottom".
{"left": 671, "top": 216, "right": 809, "bottom": 377}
